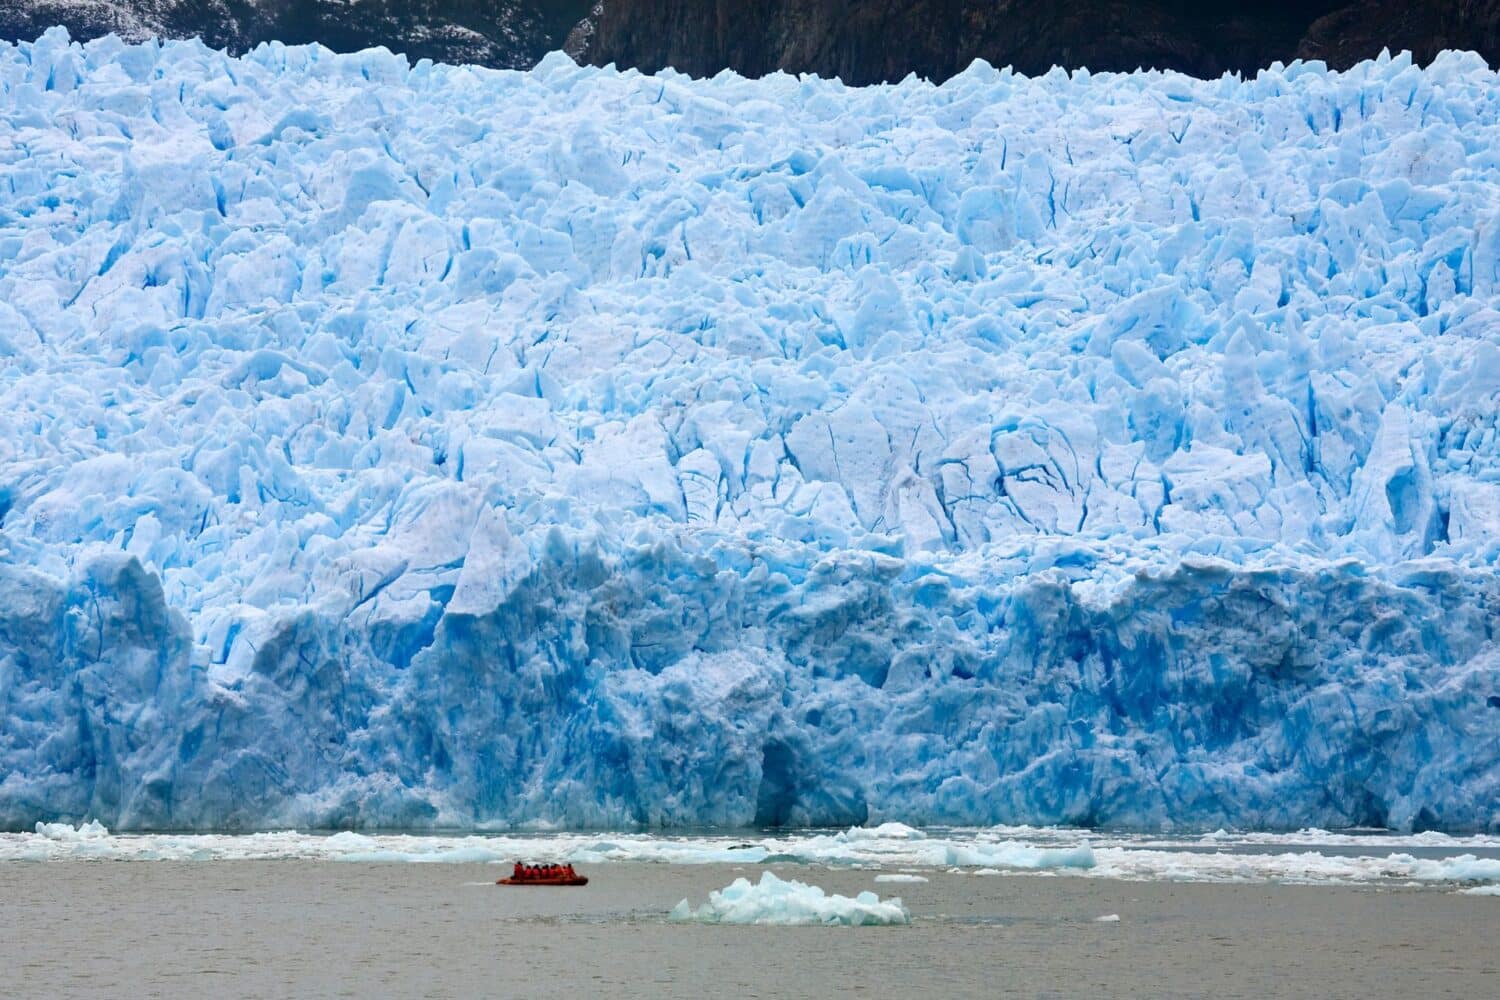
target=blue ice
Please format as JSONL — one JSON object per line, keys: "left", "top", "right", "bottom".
{"left": 1, "top": 29, "right": 1498, "bottom": 832}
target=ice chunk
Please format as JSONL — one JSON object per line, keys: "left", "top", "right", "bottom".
{"left": 1404, "top": 854, "right": 1500, "bottom": 883}
{"left": 942, "top": 842, "right": 1097, "bottom": 871}
{"left": 839, "top": 823, "right": 928, "bottom": 842}
{"left": 669, "top": 871, "right": 911, "bottom": 926}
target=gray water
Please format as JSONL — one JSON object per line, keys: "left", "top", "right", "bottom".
{"left": 1, "top": 861, "right": 1495, "bottom": 998}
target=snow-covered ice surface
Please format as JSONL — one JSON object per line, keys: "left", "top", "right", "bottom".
{"left": 2, "top": 28, "right": 1500, "bottom": 832}
{"left": 5, "top": 822, "right": 1500, "bottom": 894}
{"left": 670, "top": 871, "right": 911, "bottom": 925}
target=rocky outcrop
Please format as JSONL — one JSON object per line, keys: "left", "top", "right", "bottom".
{"left": 572, "top": 1, "right": 1500, "bottom": 83}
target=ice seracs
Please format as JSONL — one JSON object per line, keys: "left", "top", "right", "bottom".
{"left": 1, "top": 29, "right": 1499, "bottom": 832}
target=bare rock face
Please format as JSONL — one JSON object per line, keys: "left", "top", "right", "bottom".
{"left": 573, "top": 1, "right": 1499, "bottom": 83}
{"left": 0, "top": 1, "right": 596, "bottom": 69}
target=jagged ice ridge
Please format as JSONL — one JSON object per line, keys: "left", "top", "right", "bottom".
{"left": 2, "top": 29, "right": 1499, "bottom": 832}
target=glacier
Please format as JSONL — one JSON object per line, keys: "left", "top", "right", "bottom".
{"left": 1, "top": 28, "right": 1499, "bottom": 833}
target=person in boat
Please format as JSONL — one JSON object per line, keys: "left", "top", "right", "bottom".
{"left": 564, "top": 864, "right": 576, "bottom": 880}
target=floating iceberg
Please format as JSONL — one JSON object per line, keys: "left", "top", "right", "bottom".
{"left": 669, "top": 871, "right": 911, "bottom": 926}
{"left": 1, "top": 29, "right": 1499, "bottom": 832}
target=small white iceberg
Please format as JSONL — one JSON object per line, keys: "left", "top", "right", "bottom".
{"left": 669, "top": 871, "right": 911, "bottom": 926}
{"left": 874, "top": 873, "right": 929, "bottom": 883}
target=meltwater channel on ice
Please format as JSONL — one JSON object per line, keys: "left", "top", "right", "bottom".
{"left": 1, "top": 28, "right": 1498, "bottom": 835}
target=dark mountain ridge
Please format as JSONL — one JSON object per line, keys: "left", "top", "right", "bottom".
{"left": 573, "top": 1, "right": 1500, "bottom": 83}
{"left": 4, "top": 1, "right": 1497, "bottom": 79}
{"left": 5, "top": 1, "right": 1498, "bottom": 79}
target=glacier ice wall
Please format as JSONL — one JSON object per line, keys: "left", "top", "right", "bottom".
{"left": 2, "top": 28, "right": 1498, "bottom": 831}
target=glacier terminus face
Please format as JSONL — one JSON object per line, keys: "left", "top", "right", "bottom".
{"left": 1, "top": 28, "right": 1498, "bottom": 832}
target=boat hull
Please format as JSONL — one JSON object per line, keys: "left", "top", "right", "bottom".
{"left": 496, "top": 877, "right": 589, "bottom": 887}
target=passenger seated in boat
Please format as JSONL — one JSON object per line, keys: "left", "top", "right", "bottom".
{"left": 513, "top": 862, "right": 524, "bottom": 880}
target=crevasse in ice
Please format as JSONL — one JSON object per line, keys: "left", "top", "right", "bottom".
{"left": 2, "top": 28, "right": 1498, "bottom": 832}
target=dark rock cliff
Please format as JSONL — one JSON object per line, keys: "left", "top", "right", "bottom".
{"left": 1298, "top": 0, "right": 1500, "bottom": 68}
{"left": 572, "top": 1, "right": 1500, "bottom": 83}
{"left": 0, "top": 1, "right": 595, "bottom": 68}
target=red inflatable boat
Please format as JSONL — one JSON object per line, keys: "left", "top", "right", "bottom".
{"left": 497, "top": 864, "right": 588, "bottom": 887}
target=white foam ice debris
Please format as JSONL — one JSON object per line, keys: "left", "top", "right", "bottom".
{"left": 2, "top": 29, "right": 1500, "bottom": 834}
{"left": 669, "top": 871, "right": 911, "bottom": 926}
{"left": 1460, "top": 885, "right": 1500, "bottom": 896}
{"left": 1089, "top": 847, "right": 1500, "bottom": 887}
{"left": 5, "top": 824, "right": 1497, "bottom": 892}
{"left": 983, "top": 826, "right": 1500, "bottom": 851}
{"left": 874, "top": 873, "right": 929, "bottom": 883}
{"left": 0, "top": 822, "right": 1096, "bottom": 869}
{"left": 1094, "top": 914, "right": 1121, "bottom": 923}
{"left": 34, "top": 820, "right": 110, "bottom": 841}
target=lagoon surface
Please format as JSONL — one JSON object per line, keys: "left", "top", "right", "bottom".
{"left": 3, "top": 858, "right": 1496, "bottom": 998}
